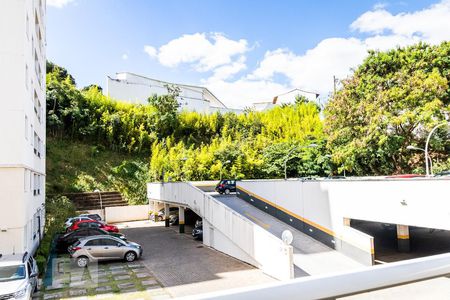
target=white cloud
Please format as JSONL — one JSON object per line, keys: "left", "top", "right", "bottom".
{"left": 351, "top": 0, "right": 450, "bottom": 44}
{"left": 208, "top": 56, "right": 247, "bottom": 81}
{"left": 204, "top": 78, "right": 289, "bottom": 109}
{"left": 144, "top": 33, "right": 249, "bottom": 71}
{"left": 234, "top": 0, "right": 450, "bottom": 106}
{"left": 143, "top": 46, "right": 157, "bottom": 58}
{"left": 121, "top": 54, "right": 128, "bottom": 60}
{"left": 47, "top": 0, "right": 75, "bottom": 8}
{"left": 143, "top": 1, "right": 450, "bottom": 108}
{"left": 249, "top": 38, "right": 368, "bottom": 97}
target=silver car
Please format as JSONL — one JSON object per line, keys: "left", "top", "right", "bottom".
{"left": 0, "top": 253, "right": 38, "bottom": 300}
{"left": 69, "top": 235, "right": 143, "bottom": 267}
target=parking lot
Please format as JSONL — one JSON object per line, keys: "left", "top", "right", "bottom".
{"left": 38, "top": 255, "right": 171, "bottom": 300}
{"left": 38, "top": 220, "right": 274, "bottom": 299}
{"left": 120, "top": 221, "right": 275, "bottom": 298}
{"left": 351, "top": 220, "right": 450, "bottom": 263}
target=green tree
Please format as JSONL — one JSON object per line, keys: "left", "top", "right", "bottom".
{"left": 147, "top": 84, "right": 181, "bottom": 139}
{"left": 325, "top": 42, "right": 450, "bottom": 175}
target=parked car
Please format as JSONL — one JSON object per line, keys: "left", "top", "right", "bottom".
{"left": 150, "top": 207, "right": 179, "bottom": 221}
{"left": 169, "top": 208, "right": 200, "bottom": 225}
{"left": 67, "top": 220, "right": 119, "bottom": 233}
{"left": 64, "top": 216, "right": 93, "bottom": 230}
{"left": 78, "top": 213, "right": 102, "bottom": 221}
{"left": 69, "top": 235, "right": 143, "bottom": 267}
{"left": 0, "top": 252, "right": 38, "bottom": 300}
{"left": 192, "top": 220, "right": 203, "bottom": 241}
{"left": 435, "top": 170, "right": 450, "bottom": 177}
{"left": 215, "top": 179, "right": 236, "bottom": 194}
{"left": 56, "top": 228, "right": 126, "bottom": 254}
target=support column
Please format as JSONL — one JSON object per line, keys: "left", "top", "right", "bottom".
{"left": 164, "top": 203, "right": 170, "bottom": 227}
{"left": 343, "top": 217, "right": 351, "bottom": 227}
{"left": 179, "top": 206, "right": 185, "bottom": 234}
{"left": 151, "top": 201, "right": 158, "bottom": 221}
{"left": 397, "top": 224, "right": 410, "bottom": 252}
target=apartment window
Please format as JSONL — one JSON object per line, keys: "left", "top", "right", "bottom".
{"left": 25, "top": 116, "right": 28, "bottom": 140}
{"left": 37, "top": 137, "right": 41, "bottom": 158}
{"left": 30, "top": 125, "right": 33, "bottom": 146}
{"left": 33, "top": 90, "right": 41, "bottom": 122}
{"left": 24, "top": 170, "right": 28, "bottom": 192}
{"left": 34, "top": 132, "right": 38, "bottom": 155}
{"left": 37, "top": 175, "right": 41, "bottom": 195}
{"left": 30, "top": 172, "right": 32, "bottom": 192}
{"left": 33, "top": 173, "right": 37, "bottom": 196}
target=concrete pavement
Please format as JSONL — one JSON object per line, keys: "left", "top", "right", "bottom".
{"left": 120, "top": 222, "right": 275, "bottom": 298}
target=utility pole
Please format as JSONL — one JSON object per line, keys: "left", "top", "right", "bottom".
{"left": 333, "top": 75, "right": 337, "bottom": 95}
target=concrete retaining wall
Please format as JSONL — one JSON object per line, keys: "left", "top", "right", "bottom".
{"left": 237, "top": 177, "right": 450, "bottom": 265}
{"left": 237, "top": 180, "right": 374, "bottom": 265}
{"left": 104, "top": 204, "right": 150, "bottom": 223}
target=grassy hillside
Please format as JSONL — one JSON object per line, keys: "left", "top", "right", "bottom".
{"left": 46, "top": 137, "right": 150, "bottom": 204}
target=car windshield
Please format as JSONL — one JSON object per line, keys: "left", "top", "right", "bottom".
{"left": 0, "top": 264, "right": 26, "bottom": 282}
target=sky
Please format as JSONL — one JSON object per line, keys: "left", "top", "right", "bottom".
{"left": 46, "top": 0, "right": 450, "bottom": 108}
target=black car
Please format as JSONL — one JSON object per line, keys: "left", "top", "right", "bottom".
{"left": 55, "top": 228, "right": 126, "bottom": 253}
{"left": 215, "top": 179, "right": 236, "bottom": 194}
{"left": 78, "top": 213, "right": 102, "bottom": 221}
{"left": 169, "top": 208, "right": 200, "bottom": 225}
{"left": 192, "top": 220, "right": 203, "bottom": 241}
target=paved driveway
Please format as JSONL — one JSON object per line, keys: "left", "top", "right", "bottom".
{"left": 120, "top": 221, "right": 275, "bottom": 298}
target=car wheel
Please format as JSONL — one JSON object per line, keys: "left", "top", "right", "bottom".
{"left": 224, "top": 189, "right": 230, "bottom": 195}
{"left": 125, "top": 251, "right": 137, "bottom": 262}
{"left": 76, "top": 256, "right": 89, "bottom": 268}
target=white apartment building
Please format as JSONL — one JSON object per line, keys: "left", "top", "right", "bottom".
{"left": 0, "top": 0, "right": 46, "bottom": 255}
{"left": 107, "top": 72, "right": 243, "bottom": 114}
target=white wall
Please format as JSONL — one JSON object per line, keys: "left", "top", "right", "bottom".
{"left": 0, "top": 0, "right": 46, "bottom": 255}
{"left": 105, "top": 205, "right": 151, "bottom": 223}
{"left": 106, "top": 72, "right": 242, "bottom": 114}
{"left": 238, "top": 178, "right": 450, "bottom": 263}
{"left": 148, "top": 182, "right": 294, "bottom": 281}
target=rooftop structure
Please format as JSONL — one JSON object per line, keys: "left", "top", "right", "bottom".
{"left": 106, "top": 72, "right": 243, "bottom": 114}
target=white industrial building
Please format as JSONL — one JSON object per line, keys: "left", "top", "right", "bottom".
{"left": 107, "top": 72, "right": 243, "bottom": 114}
{"left": 0, "top": 0, "right": 46, "bottom": 255}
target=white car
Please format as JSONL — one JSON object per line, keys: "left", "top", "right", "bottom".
{"left": 64, "top": 216, "right": 93, "bottom": 230}
{"left": 0, "top": 253, "right": 38, "bottom": 300}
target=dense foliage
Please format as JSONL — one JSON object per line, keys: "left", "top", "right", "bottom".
{"left": 325, "top": 42, "right": 450, "bottom": 175}
{"left": 35, "top": 195, "right": 76, "bottom": 273}
{"left": 46, "top": 63, "right": 328, "bottom": 189}
{"left": 46, "top": 41, "right": 450, "bottom": 202}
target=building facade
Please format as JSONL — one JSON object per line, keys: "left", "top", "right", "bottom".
{"left": 0, "top": 0, "right": 46, "bottom": 255}
{"left": 107, "top": 72, "right": 243, "bottom": 114}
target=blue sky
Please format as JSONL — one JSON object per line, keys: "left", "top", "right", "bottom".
{"left": 47, "top": 0, "right": 450, "bottom": 107}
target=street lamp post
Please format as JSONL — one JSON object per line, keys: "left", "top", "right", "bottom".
{"left": 425, "top": 123, "right": 447, "bottom": 176}
{"left": 94, "top": 189, "right": 103, "bottom": 211}
{"left": 406, "top": 145, "right": 433, "bottom": 175}
{"left": 284, "top": 143, "right": 318, "bottom": 180}
{"left": 220, "top": 160, "right": 231, "bottom": 181}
